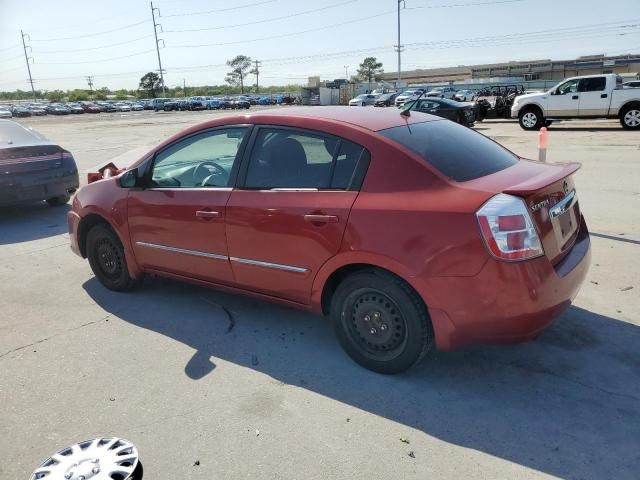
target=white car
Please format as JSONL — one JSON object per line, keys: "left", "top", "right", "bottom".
{"left": 511, "top": 74, "right": 640, "bottom": 130}
{"left": 0, "top": 106, "right": 12, "bottom": 118}
{"left": 130, "top": 103, "right": 144, "bottom": 111}
{"left": 115, "top": 103, "right": 131, "bottom": 112}
{"left": 348, "top": 94, "right": 379, "bottom": 106}
{"left": 454, "top": 90, "right": 476, "bottom": 102}
{"left": 394, "top": 89, "right": 426, "bottom": 107}
{"left": 426, "top": 86, "right": 457, "bottom": 99}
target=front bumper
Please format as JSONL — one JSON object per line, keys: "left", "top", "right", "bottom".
{"left": 0, "top": 169, "right": 79, "bottom": 206}
{"left": 423, "top": 219, "right": 591, "bottom": 351}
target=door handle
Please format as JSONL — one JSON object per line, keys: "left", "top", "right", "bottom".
{"left": 601, "top": 93, "right": 608, "bottom": 98}
{"left": 304, "top": 214, "right": 339, "bottom": 224}
{"left": 572, "top": 95, "right": 579, "bottom": 100}
{"left": 196, "top": 210, "right": 221, "bottom": 219}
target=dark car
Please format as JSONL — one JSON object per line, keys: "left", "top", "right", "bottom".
{"left": 81, "top": 103, "right": 102, "bottom": 113}
{"left": 66, "top": 103, "right": 85, "bottom": 114}
{"left": 10, "top": 105, "right": 32, "bottom": 118}
{"left": 219, "top": 97, "right": 235, "bottom": 109}
{"left": 0, "top": 120, "right": 79, "bottom": 206}
{"left": 46, "top": 104, "right": 70, "bottom": 115}
{"left": 28, "top": 104, "right": 48, "bottom": 116}
{"left": 69, "top": 107, "right": 589, "bottom": 374}
{"left": 374, "top": 92, "right": 399, "bottom": 107}
{"left": 232, "top": 97, "right": 251, "bottom": 109}
{"left": 162, "top": 99, "right": 181, "bottom": 111}
{"left": 404, "top": 97, "right": 475, "bottom": 127}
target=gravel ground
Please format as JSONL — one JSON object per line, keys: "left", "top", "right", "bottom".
{"left": 1, "top": 109, "right": 638, "bottom": 479}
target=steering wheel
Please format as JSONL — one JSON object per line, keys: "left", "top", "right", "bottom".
{"left": 192, "top": 161, "right": 227, "bottom": 186}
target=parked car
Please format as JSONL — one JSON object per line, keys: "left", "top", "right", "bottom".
{"left": 151, "top": 98, "right": 169, "bottom": 111}
{"left": 130, "top": 102, "right": 144, "bottom": 111}
{"left": 66, "top": 103, "right": 85, "bottom": 114}
{"left": 374, "top": 92, "right": 399, "bottom": 107}
{"left": 161, "top": 99, "right": 180, "bottom": 111}
{"left": 114, "top": 103, "right": 131, "bottom": 112}
{"left": 426, "top": 86, "right": 457, "bottom": 99}
{"left": 81, "top": 103, "right": 102, "bottom": 113}
{"left": 28, "top": 105, "right": 48, "bottom": 116}
{"left": 0, "top": 105, "right": 12, "bottom": 118}
{"left": 623, "top": 80, "right": 640, "bottom": 88}
{"left": 10, "top": 105, "right": 31, "bottom": 117}
{"left": 189, "top": 96, "right": 208, "bottom": 110}
{"left": 46, "top": 104, "right": 70, "bottom": 115}
{"left": 512, "top": 74, "right": 640, "bottom": 130}
{"left": 403, "top": 97, "right": 475, "bottom": 127}
{"left": 69, "top": 106, "right": 590, "bottom": 374}
{"left": 232, "top": 97, "right": 251, "bottom": 109}
{"left": 99, "top": 102, "right": 118, "bottom": 113}
{"left": 257, "top": 96, "right": 274, "bottom": 105}
{"left": 349, "top": 94, "right": 379, "bottom": 107}
{"left": 207, "top": 98, "right": 222, "bottom": 110}
{"left": 394, "top": 89, "right": 426, "bottom": 107}
{"left": 454, "top": 90, "right": 476, "bottom": 102}
{"left": 0, "top": 120, "right": 79, "bottom": 206}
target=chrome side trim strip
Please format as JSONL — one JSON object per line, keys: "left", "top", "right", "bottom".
{"left": 135, "top": 241, "right": 228, "bottom": 261}
{"left": 229, "top": 256, "right": 308, "bottom": 273}
{"left": 549, "top": 190, "right": 577, "bottom": 219}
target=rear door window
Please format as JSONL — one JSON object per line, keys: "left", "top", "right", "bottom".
{"left": 378, "top": 120, "right": 518, "bottom": 182}
{"left": 578, "top": 77, "right": 606, "bottom": 92}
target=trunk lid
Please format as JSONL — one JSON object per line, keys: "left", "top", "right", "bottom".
{"left": 465, "top": 159, "right": 582, "bottom": 264}
{"left": 0, "top": 145, "right": 63, "bottom": 175}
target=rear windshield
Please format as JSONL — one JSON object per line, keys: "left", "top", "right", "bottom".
{"left": 378, "top": 120, "right": 518, "bottom": 181}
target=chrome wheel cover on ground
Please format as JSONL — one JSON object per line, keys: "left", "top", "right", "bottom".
{"left": 31, "top": 438, "right": 139, "bottom": 480}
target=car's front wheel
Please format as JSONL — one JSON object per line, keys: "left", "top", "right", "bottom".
{"left": 519, "top": 107, "right": 544, "bottom": 130}
{"left": 86, "top": 224, "right": 140, "bottom": 291}
{"left": 331, "top": 269, "right": 434, "bottom": 374}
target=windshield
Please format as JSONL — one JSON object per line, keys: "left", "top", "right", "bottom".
{"left": 378, "top": 120, "right": 518, "bottom": 181}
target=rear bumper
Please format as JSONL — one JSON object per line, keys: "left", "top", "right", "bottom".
{"left": 0, "top": 170, "right": 79, "bottom": 206}
{"left": 423, "top": 219, "right": 591, "bottom": 351}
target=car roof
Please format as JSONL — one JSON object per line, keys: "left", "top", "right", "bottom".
{"left": 0, "top": 120, "right": 52, "bottom": 148}
{"left": 229, "top": 106, "right": 438, "bottom": 131}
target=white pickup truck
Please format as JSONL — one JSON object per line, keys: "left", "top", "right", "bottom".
{"left": 511, "top": 74, "right": 640, "bottom": 130}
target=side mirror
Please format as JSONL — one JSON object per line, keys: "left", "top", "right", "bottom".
{"left": 119, "top": 168, "right": 139, "bottom": 188}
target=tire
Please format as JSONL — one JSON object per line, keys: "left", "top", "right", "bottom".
{"left": 330, "top": 269, "right": 434, "bottom": 374}
{"left": 544, "top": 120, "right": 554, "bottom": 127}
{"left": 620, "top": 105, "right": 640, "bottom": 130}
{"left": 46, "top": 194, "right": 70, "bottom": 207}
{"left": 519, "top": 107, "right": 544, "bottom": 130}
{"left": 86, "top": 223, "right": 140, "bottom": 292}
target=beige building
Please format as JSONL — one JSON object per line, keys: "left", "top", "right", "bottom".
{"left": 381, "top": 54, "right": 640, "bottom": 85}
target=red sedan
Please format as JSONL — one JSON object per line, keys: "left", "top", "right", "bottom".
{"left": 68, "top": 107, "right": 590, "bottom": 373}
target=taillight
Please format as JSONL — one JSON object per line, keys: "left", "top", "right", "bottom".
{"left": 476, "top": 193, "right": 544, "bottom": 261}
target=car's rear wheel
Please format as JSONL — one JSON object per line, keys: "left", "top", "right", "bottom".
{"left": 46, "top": 194, "right": 70, "bottom": 207}
{"left": 620, "top": 105, "right": 640, "bottom": 129}
{"left": 519, "top": 107, "right": 544, "bottom": 130}
{"left": 87, "top": 224, "right": 140, "bottom": 291}
{"left": 331, "top": 269, "right": 434, "bottom": 374}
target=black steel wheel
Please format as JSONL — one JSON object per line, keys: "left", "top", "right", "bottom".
{"left": 87, "top": 223, "right": 140, "bottom": 291}
{"left": 331, "top": 269, "right": 434, "bottom": 374}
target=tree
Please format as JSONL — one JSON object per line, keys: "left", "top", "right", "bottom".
{"left": 139, "top": 72, "right": 162, "bottom": 98}
{"left": 47, "top": 90, "right": 66, "bottom": 102}
{"left": 357, "top": 57, "right": 384, "bottom": 91}
{"left": 95, "top": 87, "right": 110, "bottom": 100}
{"left": 225, "top": 55, "right": 252, "bottom": 94}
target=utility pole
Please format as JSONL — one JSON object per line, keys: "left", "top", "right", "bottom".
{"left": 150, "top": 1, "right": 166, "bottom": 96}
{"left": 183, "top": 78, "right": 186, "bottom": 97}
{"left": 20, "top": 30, "right": 36, "bottom": 101}
{"left": 253, "top": 59, "right": 262, "bottom": 93}
{"left": 86, "top": 75, "right": 94, "bottom": 96}
{"left": 344, "top": 65, "right": 349, "bottom": 80}
{"left": 395, "top": 1, "right": 405, "bottom": 88}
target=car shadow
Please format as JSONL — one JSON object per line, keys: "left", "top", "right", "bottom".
{"left": 0, "top": 202, "right": 70, "bottom": 245}
{"left": 82, "top": 276, "right": 640, "bottom": 479}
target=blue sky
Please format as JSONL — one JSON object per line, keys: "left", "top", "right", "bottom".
{"left": 1, "top": 0, "right": 639, "bottom": 91}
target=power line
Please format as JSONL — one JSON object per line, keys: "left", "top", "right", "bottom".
{"left": 34, "top": 35, "right": 155, "bottom": 54}
{"left": 36, "top": 49, "right": 157, "bottom": 65}
{"left": 164, "top": 0, "right": 357, "bottom": 33}
{"left": 159, "top": 0, "right": 276, "bottom": 18}
{"left": 29, "top": 20, "right": 148, "bottom": 42}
